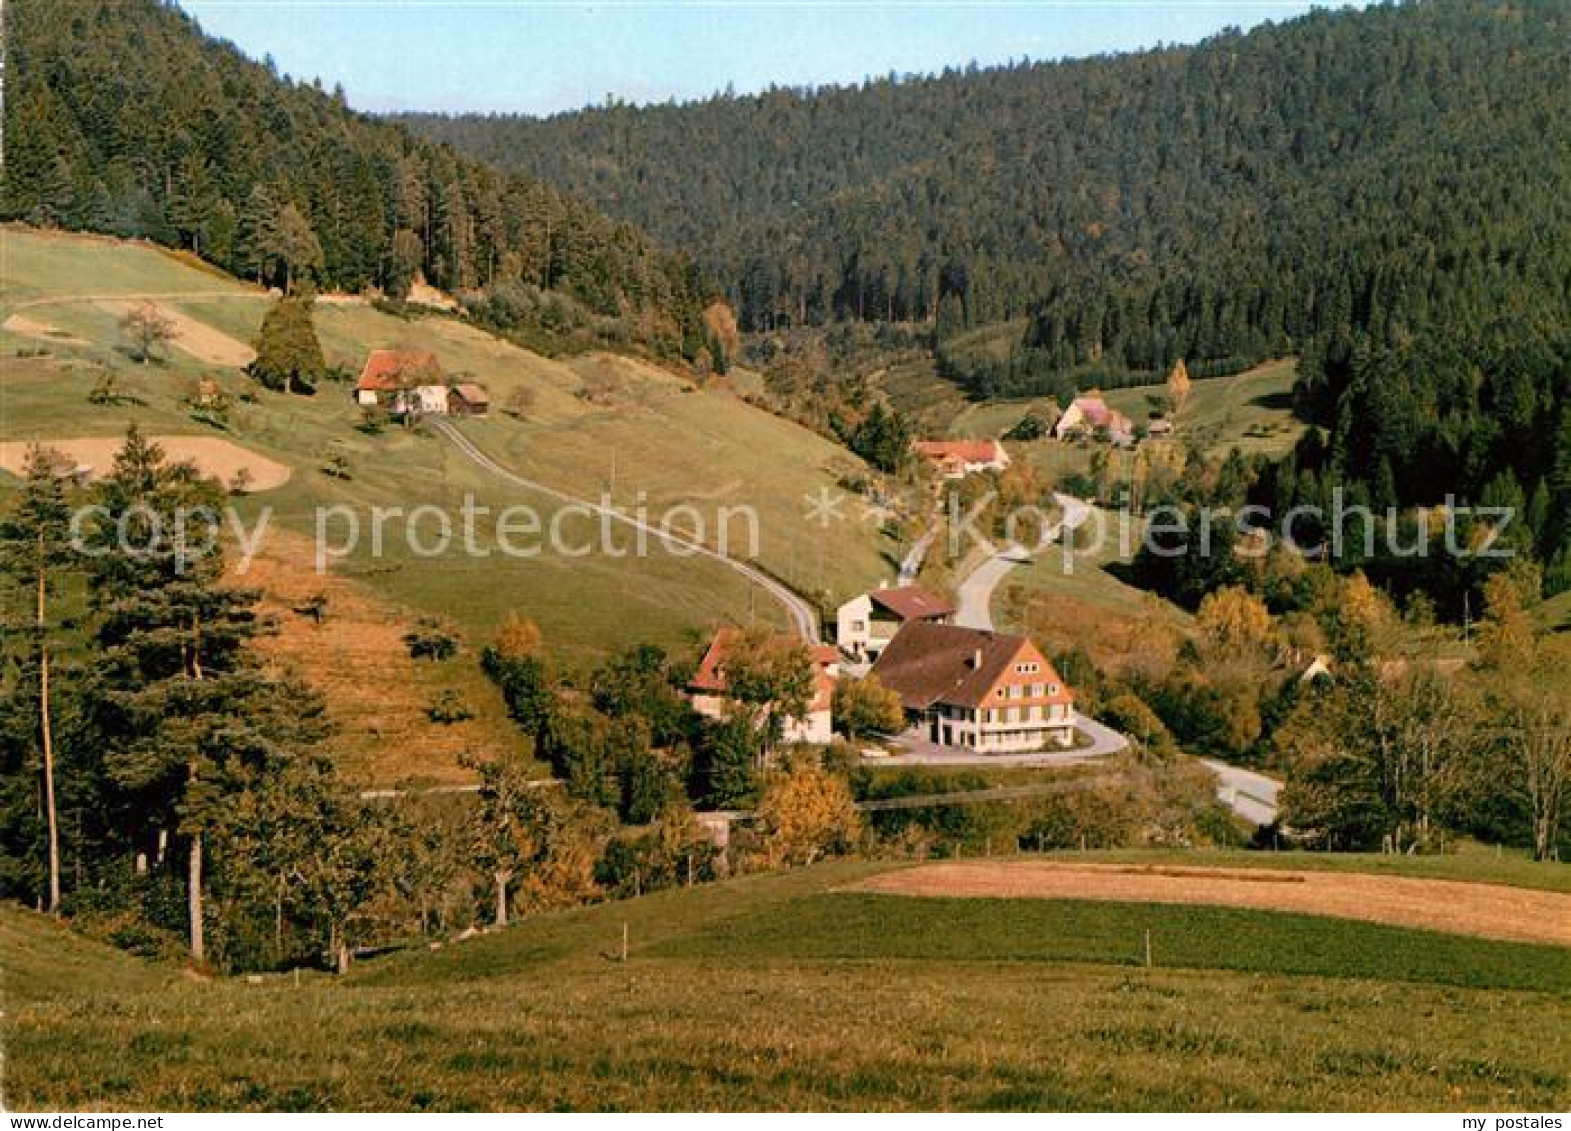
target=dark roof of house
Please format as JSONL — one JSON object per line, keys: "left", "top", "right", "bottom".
{"left": 870, "top": 621, "right": 1069, "bottom": 711}
{"left": 869, "top": 585, "right": 955, "bottom": 621}
{"left": 357, "top": 349, "right": 441, "bottom": 391}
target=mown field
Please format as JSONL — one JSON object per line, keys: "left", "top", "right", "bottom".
{"left": 0, "top": 228, "right": 891, "bottom": 657}
{"left": 4, "top": 854, "right": 1567, "bottom": 1111}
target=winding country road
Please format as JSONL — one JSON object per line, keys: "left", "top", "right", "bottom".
{"left": 429, "top": 418, "right": 820, "bottom": 642}
{"left": 954, "top": 492, "right": 1092, "bottom": 630}
{"left": 1199, "top": 759, "right": 1282, "bottom": 826}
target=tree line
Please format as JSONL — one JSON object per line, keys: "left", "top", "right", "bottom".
{"left": 0, "top": 435, "right": 885, "bottom": 969}
{"left": 406, "top": 1, "right": 1570, "bottom": 366}
{"left": 2, "top": 0, "right": 718, "bottom": 361}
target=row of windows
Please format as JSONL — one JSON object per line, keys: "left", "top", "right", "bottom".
{"left": 995, "top": 683, "right": 1061, "bottom": 700}
{"left": 983, "top": 704, "right": 1069, "bottom": 724}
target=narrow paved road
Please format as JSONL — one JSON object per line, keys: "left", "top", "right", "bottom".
{"left": 875, "top": 710, "right": 1127, "bottom": 766}
{"left": 430, "top": 419, "right": 820, "bottom": 642}
{"left": 1200, "top": 758, "right": 1282, "bottom": 826}
{"left": 897, "top": 502, "right": 942, "bottom": 583}
{"left": 954, "top": 493, "right": 1092, "bottom": 630}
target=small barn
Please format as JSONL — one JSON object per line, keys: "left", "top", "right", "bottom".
{"left": 449, "top": 383, "right": 491, "bottom": 416}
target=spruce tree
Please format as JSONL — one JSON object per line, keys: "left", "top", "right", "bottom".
{"left": 249, "top": 296, "right": 325, "bottom": 395}
{"left": 83, "top": 426, "right": 317, "bottom": 962}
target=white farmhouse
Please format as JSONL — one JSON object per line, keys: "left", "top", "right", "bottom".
{"left": 836, "top": 583, "right": 955, "bottom": 663}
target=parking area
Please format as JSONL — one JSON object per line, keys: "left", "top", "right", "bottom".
{"left": 864, "top": 714, "right": 1127, "bottom": 767}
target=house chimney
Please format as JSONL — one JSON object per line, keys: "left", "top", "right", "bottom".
{"left": 971, "top": 648, "right": 982, "bottom": 669}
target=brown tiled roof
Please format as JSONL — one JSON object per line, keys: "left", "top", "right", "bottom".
{"left": 870, "top": 621, "right": 1070, "bottom": 711}
{"left": 451, "top": 382, "right": 490, "bottom": 405}
{"left": 357, "top": 349, "right": 441, "bottom": 391}
{"left": 913, "top": 439, "right": 1006, "bottom": 464}
{"left": 869, "top": 585, "right": 954, "bottom": 621}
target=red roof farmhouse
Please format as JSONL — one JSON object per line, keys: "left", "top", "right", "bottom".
{"left": 355, "top": 349, "right": 488, "bottom": 419}
{"left": 357, "top": 349, "right": 441, "bottom": 396}
{"left": 913, "top": 439, "right": 1010, "bottom": 478}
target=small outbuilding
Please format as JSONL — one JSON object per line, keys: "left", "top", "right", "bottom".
{"left": 448, "top": 383, "right": 491, "bottom": 416}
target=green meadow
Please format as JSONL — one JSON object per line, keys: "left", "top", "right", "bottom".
{"left": 0, "top": 228, "right": 892, "bottom": 658}
{"left": 4, "top": 855, "right": 1567, "bottom": 1111}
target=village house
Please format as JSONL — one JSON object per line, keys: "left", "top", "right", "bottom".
{"left": 1052, "top": 392, "right": 1134, "bottom": 445}
{"left": 835, "top": 583, "right": 955, "bottom": 663}
{"left": 688, "top": 628, "right": 839, "bottom": 746}
{"left": 355, "top": 349, "right": 450, "bottom": 416}
{"left": 870, "top": 621, "right": 1076, "bottom": 752}
{"left": 913, "top": 439, "right": 1010, "bottom": 478}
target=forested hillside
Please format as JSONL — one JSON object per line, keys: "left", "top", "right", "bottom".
{"left": 413, "top": 0, "right": 1571, "bottom": 597}
{"left": 2, "top": 0, "right": 715, "bottom": 360}
{"left": 408, "top": 2, "right": 1570, "bottom": 371}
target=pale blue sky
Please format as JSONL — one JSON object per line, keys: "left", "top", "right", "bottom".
{"left": 179, "top": 2, "right": 1341, "bottom": 117}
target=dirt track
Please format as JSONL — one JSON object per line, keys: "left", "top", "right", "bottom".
{"left": 848, "top": 861, "right": 1571, "bottom": 946}
{"left": 3, "top": 314, "right": 86, "bottom": 344}
{"left": 94, "top": 299, "right": 255, "bottom": 367}
{"left": 0, "top": 436, "right": 290, "bottom": 491}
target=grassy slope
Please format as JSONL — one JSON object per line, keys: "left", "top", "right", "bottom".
{"left": 0, "top": 229, "right": 888, "bottom": 659}
{"left": 989, "top": 505, "right": 1190, "bottom": 666}
{"left": 1103, "top": 357, "right": 1304, "bottom": 459}
{"left": 1538, "top": 589, "right": 1571, "bottom": 634}
{"left": 4, "top": 855, "right": 1568, "bottom": 1111}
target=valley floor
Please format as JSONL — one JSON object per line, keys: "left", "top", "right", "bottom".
{"left": 4, "top": 854, "right": 1567, "bottom": 1112}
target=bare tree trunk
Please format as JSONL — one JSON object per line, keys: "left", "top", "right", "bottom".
{"left": 494, "top": 870, "right": 510, "bottom": 928}
{"left": 275, "top": 874, "right": 286, "bottom": 963}
{"left": 187, "top": 618, "right": 207, "bottom": 962}
{"left": 37, "top": 560, "right": 60, "bottom": 914}
{"left": 188, "top": 829, "right": 204, "bottom": 963}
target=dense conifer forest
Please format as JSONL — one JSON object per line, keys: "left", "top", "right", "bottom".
{"left": 407, "top": 3, "right": 1569, "bottom": 362}
{"left": 411, "top": 1, "right": 1571, "bottom": 590}
{"left": 2, "top": 0, "right": 716, "bottom": 359}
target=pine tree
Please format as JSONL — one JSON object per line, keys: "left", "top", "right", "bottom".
{"left": 83, "top": 426, "right": 313, "bottom": 962}
{"left": 236, "top": 185, "right": 279, "bottom": 286}
{"left": 0, "top": 446, "right": 79, "bottom": 912}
